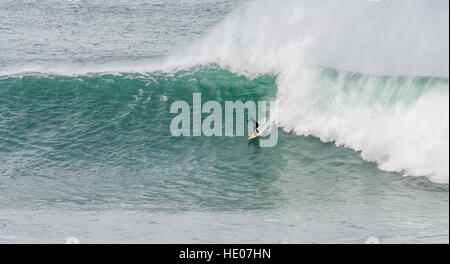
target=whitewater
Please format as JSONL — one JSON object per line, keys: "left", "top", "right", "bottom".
{"left": 3, "top": 0, "right": 447, "bottom": 183}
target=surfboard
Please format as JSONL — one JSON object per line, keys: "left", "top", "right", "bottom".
{"left": 248, "top": 133, "right": 260, "bottom": 140}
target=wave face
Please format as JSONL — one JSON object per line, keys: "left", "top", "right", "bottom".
{"left": 163, "top": 0, "right": 450, "bottom": 183}
{"left": 0, "top": 68, "right": 283, "bottom": 210}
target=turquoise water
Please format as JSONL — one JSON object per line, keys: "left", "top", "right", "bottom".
{"left": 0, "top": 0, "right": 448, "bottom": 243}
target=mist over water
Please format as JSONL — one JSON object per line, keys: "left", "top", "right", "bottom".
{"left": 0, "top": 0, "right": 448, "bottom": 243}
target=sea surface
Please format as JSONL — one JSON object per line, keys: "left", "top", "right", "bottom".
{"left": 0, "top": 0, "right": 448, "bottom": 243}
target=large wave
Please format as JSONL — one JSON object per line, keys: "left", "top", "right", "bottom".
{"left": 1, "top": 0, "right": 448, "bottom": 183}
{"left": 163, "top": 0, "right": 449, "bottom": 183}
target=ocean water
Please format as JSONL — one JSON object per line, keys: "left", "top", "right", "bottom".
{"left": 0, "top": 0, "right": 448, "bottom": 243}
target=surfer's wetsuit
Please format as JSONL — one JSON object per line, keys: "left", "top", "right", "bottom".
{"left": 246, "top": 118, "right": 259, "bottom": 133}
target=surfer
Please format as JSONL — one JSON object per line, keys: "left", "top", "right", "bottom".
{"left": 245, "top": 118, "right": 259, "bottom": 134}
